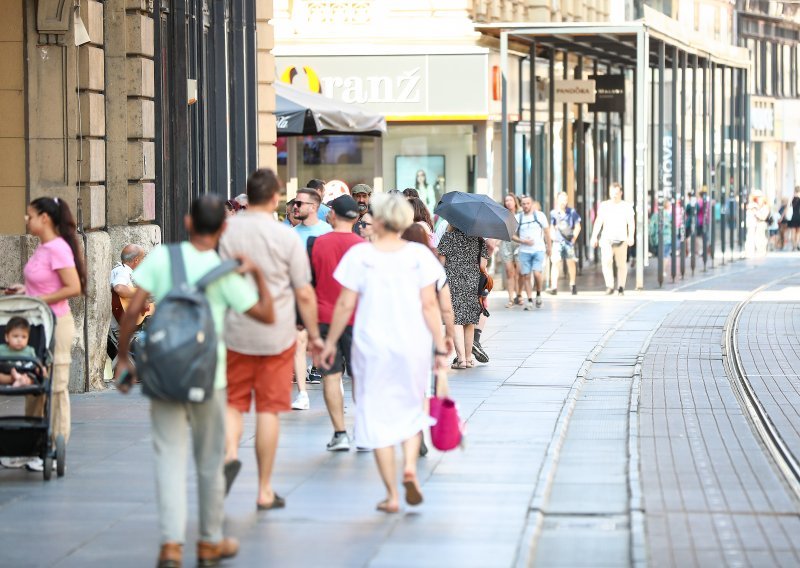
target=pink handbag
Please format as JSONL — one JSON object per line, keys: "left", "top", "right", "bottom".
{"left": 429, "top": 396, "right": 463, "bottom": 451}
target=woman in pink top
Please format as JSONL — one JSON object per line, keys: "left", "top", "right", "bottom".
{"left": 5, "top": 197, "right": 85, "bottom": 471}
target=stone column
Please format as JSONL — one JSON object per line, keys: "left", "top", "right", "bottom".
{"left": 256, "top": 0, "right": 277, "bottom": 170}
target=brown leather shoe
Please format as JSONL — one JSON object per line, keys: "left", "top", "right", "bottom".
{"left": 197, "top": 538, "right": 239, "bottom": 566}
{"left": 157, "top": 542, "right": 183, "bottom": 568}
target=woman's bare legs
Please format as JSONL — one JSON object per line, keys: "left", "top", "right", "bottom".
{"left": 373, "top": 446, "right": 399, "bottom": 512}
{"left": 453, "top": 324, "right": 466, "bottom": 364}
{"left": 401, "top": 433, "right": 423, "bottom": 505}
{"left": 464, "top": 324, "right": 475, "bottom": 366}
{"left": 504, "top": 260, "right": 517, "bottom": 303}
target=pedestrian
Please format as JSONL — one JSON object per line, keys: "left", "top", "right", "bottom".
{"left": 219, "top": 169, "right": 324, "bottom": 509}
{"left": 115, "top": 195, "right": 275, "bottom": 568}
{"left": 437, "top": 225, "right": 490, "bottom": 368}
{"left": 294, "top": 188, "right": 332, "bottom": 246}
{"left": 309, "top": 195, "right": 364, "bottom": 451}
{"left": 548, "top": 192, "right": 582, "bottom": 295}
{"left": 498, "top": 194, "right": 521, "bottom": 308}
{"left": 320, "top": 193, "right": 449, "bottom": 513}
{"left": 283, "top": 199, "right": 299, "bottom": 227}
{"left": 787, "top": 187, "right": 800, "bottom": 250}
{"left": 107, "top": 244, "right": 152, "bottom": 363}
{"left": 0, "top": 197, "right": 85, "bottom": 472}
{"left": 511, "top": 195, "right": 551, "bottom": 310}
{"left": 589, "top": 182, "right": 635, "bottom": 295}
{"left": 409, "top": 196, "right": 435, "bottom": 245}
{"left": 306, "top": 178, "right": 332, "bottom": 222}
{"left": 359, "top": 210, "right": 375, "bottom": 241}
{"left": 403, "top": 187, "right": 420, "bottom": 200}
{"left": 352, "top": 183, "right": 372, "bottom": 236}
{"left": 745, "top": 191, "right": 770, "bottom": 257}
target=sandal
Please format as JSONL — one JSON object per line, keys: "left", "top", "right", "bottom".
{"left": 505, "top": 301, "right": 514, "bottom": 308}
{"left": 256, "top": 494, "right": 286, "bottom": 510}
{"left": 376, "top": 500, "right": 400, "bottom": 513}
{"left": 451, "top": 360, "right": 468, "bottom": 369}
{"left": 467, "top": 359, "right": 476, "bottom": 367}
{"left": 403, "top": 473, "right": 424, "bottom": 506}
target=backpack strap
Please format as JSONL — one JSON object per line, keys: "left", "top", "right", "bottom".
{"left": 307, "top": 236, "right": 318, "bottom": 287}
{"left": 195, "top": 259, "right": 241, "bottom": 292}
{"left": 168, "top": 244, "right": 188, "bottom": 288}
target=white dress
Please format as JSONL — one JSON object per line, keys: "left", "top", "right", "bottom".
{"left": 334, "top": 242, "right": 445, "bottom": 449}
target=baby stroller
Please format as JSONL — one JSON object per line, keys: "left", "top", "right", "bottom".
{"left": 0, "top": 296, "right": 64, "bottom": 480}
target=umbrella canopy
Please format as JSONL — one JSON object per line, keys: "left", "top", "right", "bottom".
{"left": 275, "top": 82, "right": 387, "bottom": 137}
{"left": 434, "top": 191, "right": 519, "bottom": 241}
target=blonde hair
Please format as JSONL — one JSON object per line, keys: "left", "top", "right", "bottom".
{"left": 371, "top": 192, "right": 414, "bottom": 232}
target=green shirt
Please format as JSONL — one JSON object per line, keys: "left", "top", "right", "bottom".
{"left": 0, "top": 344, "right": 37, "bottom": 359}
{"left": 133, "top": 242, "right": 259, "bottom": 389}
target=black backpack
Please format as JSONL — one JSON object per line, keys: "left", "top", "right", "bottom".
{"left": 139, "top": 244, "right": 239, "bottom": 403}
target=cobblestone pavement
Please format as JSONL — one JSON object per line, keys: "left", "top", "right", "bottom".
{"left": 0, "top": 255, "right": 798, "bottom": 567}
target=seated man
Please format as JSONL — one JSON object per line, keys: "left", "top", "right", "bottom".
{"left": 0, "top": 317, "right": 40, "bottom": 387}
{"left": 108, "top": 244, "right": 152, "bottom": 361}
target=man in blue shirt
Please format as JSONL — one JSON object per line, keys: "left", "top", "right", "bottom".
{"left": 294, "top": 188, "right": 332, "bottom": 247}
{"left": 548, "top": 191, "right": 582, "bottom": 295}
{"left": 306, "top": 179, "right": 331, "bottom": 222}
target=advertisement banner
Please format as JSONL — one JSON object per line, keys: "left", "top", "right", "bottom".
{"left": 588, "top": 74, "right": 625, "bottom": 113}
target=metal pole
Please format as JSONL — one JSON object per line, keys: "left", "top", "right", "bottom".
{"left": 658, "top": 41, "right": 665, "bottom": 288}
{"left": 576, "top": 55, "right": 585, "bottom": 271}
{"left": 680, "top": 51, "right": 686, "bottom": 279}
{"left": 501, "top": 32, "right": 509, "bottom": 195}
{"left": 530, "top": 42, "right": 537, "bottom": 200}
{"left": 593, "top": 59, "right": 600, "bottom": 264}
{"left": 691, "top": 54, "right": 698, "bottom": 275}
{"left": 702, "top": 59, "right": 708, "bottom": 271}
{"left": 670, "top": 46, "right": 678, "bottom": 283}
{"left": 739, "top": 67, "right": 747, "bottom": 249}
{"left": 549, "top": 49, "right": 556, "bottom": 213}
{"left": 728, "top": 66, "right": 735, "bottom": 257}
{"left": 635, "top": 30, "right": 648, "bottom": 290}
{"left": 562, "top": 50, "right": 569, "bottom": 206}
{"left": 720, "top": 64, "right": 726, "bottom": 263}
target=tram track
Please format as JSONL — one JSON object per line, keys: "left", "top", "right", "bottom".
{"left": 722, "top": 271, "right": 800, "bottom": 504}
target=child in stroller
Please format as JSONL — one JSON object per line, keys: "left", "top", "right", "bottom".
{"left": 0, "top": 317, "right": 43, "bottom": 387}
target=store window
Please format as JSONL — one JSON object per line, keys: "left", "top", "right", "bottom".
{"left": 383, "top": 124, "right": 476, "bottom": 208}
{"left": 276, "top": 135, "right": 377, "bottom": 190}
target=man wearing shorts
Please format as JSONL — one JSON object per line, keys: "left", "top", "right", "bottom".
{"left": 548, "top": 192, "right": 582, "bottom": 295}
{"left": 310, "top": 195, "right": 363, "bottom": 451}
{"left": 219, "top": 169, "right": 323, "bottom": 509}
{"left": 513, "top": 195, "right": 551, "bottom": 310}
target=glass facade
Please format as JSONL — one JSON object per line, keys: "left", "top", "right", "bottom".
{"left": 277, "top": 135, "right": 377, "bottom": 190}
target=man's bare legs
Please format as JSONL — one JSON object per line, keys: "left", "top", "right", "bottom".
{"left": 224, "top": 407, "right": 243, "bottom": 463}
{"left": 291, "top": 330, "right": 309, "bottom": 409}
{"left": 255, "top": 412, "right": 280, "bottom": 506}
{"left": 322, "top": 372, "right": 345, "bottom": 432}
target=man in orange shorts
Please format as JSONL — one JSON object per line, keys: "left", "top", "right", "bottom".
{"left": 219, "top": 169, "right": 323, "bottom": 509}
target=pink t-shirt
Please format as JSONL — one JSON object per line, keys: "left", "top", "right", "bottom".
{"left": 24, "top": 237, "right": 76, "bottom": 317}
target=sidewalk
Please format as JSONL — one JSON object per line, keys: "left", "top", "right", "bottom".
{"left": 0, "top": 255, "right": 798, "bottom": 567}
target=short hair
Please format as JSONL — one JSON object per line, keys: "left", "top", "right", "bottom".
{"left": 297, "top": 188, "right": 321, "bottom": 206}
{"left": 120, "top": 245, "right": 142, "bottom": 264}
{"left": 286, "top": 199, "right": 295, "bottom": 208}
{"left": 610, "top": 182, "right": 622, "bottom": 192}
{"left": 402, "top": 188, "right": 420, "bottom": 199}
{"left": 246, "top": 168, "right": 282, "bottom": 205}
{"left": 521, "top": 194, "right": 533, "bottom": 201}
{"left": 306, "top": 179, "right": 326, "bottom": 191}
{"left": 190, "top": 195, "right": 226, "bottom": 235}
{"left": 371, "top": 193, "right": 414, "bottom": 233}
{"left": 5, "top": 316, "right": 30, "bottom": 335}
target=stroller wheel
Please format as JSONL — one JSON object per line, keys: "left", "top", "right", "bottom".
{"left": 43, "top": 455, "right": 53, "bottom": 481}
{"left": 55, "top": 435, "right": 65, "bottom": 478}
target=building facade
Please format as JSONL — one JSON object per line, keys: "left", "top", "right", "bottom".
{"left": 0, "top": 0, "right": 276, "bottom": 391}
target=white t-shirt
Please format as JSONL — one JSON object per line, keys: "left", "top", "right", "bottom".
{"left": 517, "top": 211, "right": 548, "bottom": 253}
{"left": 109, "top": 263, "right": 134, "bottom": 288}
{"left": 596, "top": 200, "right": 635, "bottom": 244}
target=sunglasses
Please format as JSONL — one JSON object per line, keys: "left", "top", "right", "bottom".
{"left": 292, "top": 201, "right": 311, "bottom": 208}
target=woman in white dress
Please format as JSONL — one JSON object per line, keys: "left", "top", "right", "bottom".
{"left": 321, "top": 193, "right": 449, "bottom": 513}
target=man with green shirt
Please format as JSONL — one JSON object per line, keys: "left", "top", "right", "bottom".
{"left": 115, "top": 195, "right": 275, "bottom": 568}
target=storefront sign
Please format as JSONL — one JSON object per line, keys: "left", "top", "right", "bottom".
{"left": 661, "top": 134, "right": 673, "bottom": 199}
{"left": 553, "top": 80, "right": 596, "bottom": 103}
{"left": 276, "top": 54, "right": 489, "bottom": 119}
{"left": 588, "top": 74, "right": 625, "bottom": 113}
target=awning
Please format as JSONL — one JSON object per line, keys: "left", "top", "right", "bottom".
{"left": 275, "top": 82, "right": 387, "bottom": 136}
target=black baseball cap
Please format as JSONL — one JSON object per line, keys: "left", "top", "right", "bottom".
{"left": 330, "top": 195, "right": 359, "bottom": 219}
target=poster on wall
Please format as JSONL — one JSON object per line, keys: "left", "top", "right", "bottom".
{"left": 395, "top": 155, "right": 445, "bottom": 210}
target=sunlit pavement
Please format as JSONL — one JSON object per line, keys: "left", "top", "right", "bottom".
{"left": 1, "top": 254, "right": 799, "bottom": 567}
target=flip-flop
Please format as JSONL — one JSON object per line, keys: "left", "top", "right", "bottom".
{"left": 451, "top": 361, "right": 467, "bottom": 370}
{"left": 376, "top": 500, "right": 399, "bottom": 513}
{"left": 223, "top": 459, "right": 241, "bottom": 496}
{"left": 505, "top": 301, "right": 514, "bottom": 308}
{"left": 256, "top": 494, "right": 286, "bottom": 510}
{"left": 403, "top": 474, "right": 423, "bottom": 506}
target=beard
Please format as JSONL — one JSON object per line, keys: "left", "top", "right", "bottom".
{"left": 357, "top": 203, "right": 368, "bottom": 213}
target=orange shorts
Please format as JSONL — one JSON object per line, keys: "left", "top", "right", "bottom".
{"left": 226, "top": 344, "right": 295, "bottom": 413}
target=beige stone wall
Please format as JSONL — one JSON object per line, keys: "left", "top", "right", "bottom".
{"left": 257, "top": 0, "right": 278, "bottom": 171}
{"left": 0, "top": 0, "right": 27, "bottom": 235}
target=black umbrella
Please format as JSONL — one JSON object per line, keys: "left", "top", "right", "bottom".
{"left": 434, "top": 191, "right": 519, "bottom": 241}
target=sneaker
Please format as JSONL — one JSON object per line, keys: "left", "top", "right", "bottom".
{"left": 306, "top": 367, "right": 322, "bottom": 384}
{"left": 472, "top": 340, "right": 489, "bottom": 363}
{"left": 291, "top": 391, "right": 310, "bottom": 410}
{"left": 571, "top": 285, "right": 577, "bottom": 295}
{"left": 535, "top": 296, "right": 543, "bottom": 308}
{"left": 0, "top": 457, "right": 30, "bottom": 469}
{"left": 605, "top": 288, "right": 615, "bottom": 295}
{"left": 547, "top": 288, "right": 557, "bottom": 295}
{"left": 618, "top": 287, "right": 624, "bottom": 296}
{"left": 524, "top": 299, "right": 533, "bottom": 311}
{"left": 25, "top": 457, "right": 56, "bottom": 472}
{"left": 356, "top": 446, "right": 371, "bottom": 452}
{"left": 326, "top": 432, "right": 351, "bottom": 452}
